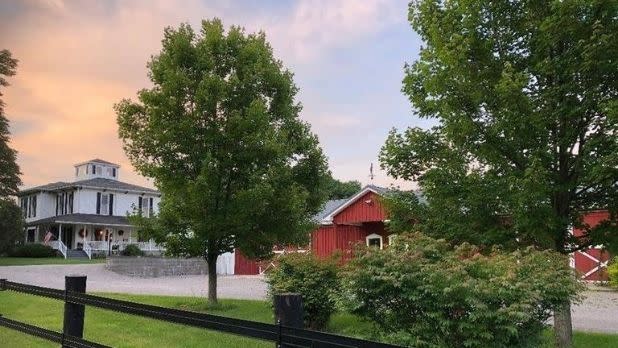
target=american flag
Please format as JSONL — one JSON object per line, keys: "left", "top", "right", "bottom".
{"left": 43, "top": 231, "right": 53, "bottom": 244}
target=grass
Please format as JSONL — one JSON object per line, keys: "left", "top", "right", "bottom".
{"left": 0, "top": 257, "right": 106, "bottom": 266}
{"left": 0, "top": 291, "right": 616, "bottom": 347}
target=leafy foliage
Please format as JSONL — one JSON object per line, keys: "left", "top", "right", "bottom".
{"left": 121, "top": 244, "right": 145, "bottom": 257}
{"left": 0, "top": 198, "right": 23, "bottom": 255}
{"left": 0, "top": 50, "right": 23, "bottom": 254}
{"left": 116, "top": 20, "right": 328, "bottom": 303}
{"left": 0, "top": 49, "right": 21, "bottom": 198}
{"left": 380, "top": 3, "right": 618, "bottom": 344}
{"left": 341, "top": 233, "right": 582, "bottom": 348}
{"left": 609, "top": 258, "right": 618, "bottom": 288}
{"left": 266, "top": 253, "right": 340, "bottom": 330}
{"left": 381, "top": 0, "right": 618, "bottom": 252}
{"left": 9, "top": 243, "right": 56, "bottom": 258}
{"left": 324, "top": 175, "right": 361, "bottom": 200}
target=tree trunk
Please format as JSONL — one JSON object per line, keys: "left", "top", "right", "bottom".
{"left": 206, "top": 254, "right": 218, "bottom": 305}
{"left": 554, "top": 301, "right": 573, "bottom": 348}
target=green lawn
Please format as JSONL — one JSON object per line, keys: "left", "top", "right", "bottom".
{"left": 0, "top": 257, "right": 106, "bottom": 266}
{"left": 0, "top": 291, "right": 616, "bottom": 348}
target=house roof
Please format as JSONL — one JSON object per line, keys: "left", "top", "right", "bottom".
{"left": 74, "top": 159, "right": 120, "bottom": 167}
{"left": 26, "top": 214, "right": 132, "bottom": 227}
{"left": 19, "top": 178, "right": 159, "bottom": 195}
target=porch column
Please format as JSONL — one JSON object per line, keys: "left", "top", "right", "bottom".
{"left": 59, "top": 224, "right": 62, "bottom": 244}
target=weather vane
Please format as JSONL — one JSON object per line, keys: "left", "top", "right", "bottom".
{"left": 369, "top": 162, "right": 374, "bottom": 182}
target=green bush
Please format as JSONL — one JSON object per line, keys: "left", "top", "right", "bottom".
{"left": 266, "top": 253, "right": 339, "bottom": 330}
{"left": 340, "top": 232, "right": 582, "bottom": 348}
{"left": 9, "top": 244, "right": 57, "bottom": 258}
{"left": 609, "top": 258, "right": 618, "bottom": 288}
{"left": 121, "top": 244, "right": 144, "bottom": 257}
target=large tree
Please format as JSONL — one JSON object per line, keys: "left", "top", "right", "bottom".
{"left": 116, "top": 20, "right": 328, "bottom": 304}
{"left": 380, "top": 1, "right": 617, "bottom": 347}
{"left": 0, "top": 49, "right": 23, "bottom": 254}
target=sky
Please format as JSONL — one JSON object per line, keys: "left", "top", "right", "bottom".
{"left": 0, "top": 0, "right": 431, "bottom": 190}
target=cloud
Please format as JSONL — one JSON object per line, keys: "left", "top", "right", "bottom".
{"left": 0, "top": 0, "right": 409, "bottom": 188}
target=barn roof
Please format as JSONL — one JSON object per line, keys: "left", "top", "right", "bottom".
{"left": 313, "top": 198, "right": 348, "bottom": 222}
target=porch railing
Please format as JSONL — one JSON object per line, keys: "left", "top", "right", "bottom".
{"left": 47, "top": 240, "right": 67, "bottom": 259}
{"left": 84, "top": 240, "right": 165, "bottom": 252}
{"left": 83, "top": 242, "right": 92, "bottom": 260}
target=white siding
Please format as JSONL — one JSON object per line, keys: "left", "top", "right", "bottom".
{"left": 74, "top": 188, "right": 160, "bottom": 217}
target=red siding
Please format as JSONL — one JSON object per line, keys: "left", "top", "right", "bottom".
{"left": 311, "top": 224, "right": 366, "bottom": 260}
{"left": 573, "top": 210, "right": 612, "bottom": 281}
{"left": 234, "top": 250, "right": 260, "bottom": 275}
{"left": 333, "top": 192, "right": 387, "bottom": 224}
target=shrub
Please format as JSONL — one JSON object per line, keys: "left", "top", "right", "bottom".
{"left": 340, "top": 232, "right": 582, "bottom": 348}
{"left": 121, "top": 244, "right": 144, "bottom": 257}
{"left": 9, "top": 244, "right": 57, "bottom": 258}
{"left": 609, "top": 258, "right": 618, "bottom": 288}
{"left": 266, "top": 253, "right": 339, "bottom": 330}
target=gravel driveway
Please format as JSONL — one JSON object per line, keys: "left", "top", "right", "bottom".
{"left": 1, "top": 264, "right": 616, "bottom": 333}
{"left": 0, "top": 263, "right": 267, "bottom": 300}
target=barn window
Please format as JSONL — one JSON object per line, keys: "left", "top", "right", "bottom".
{"left": 366, "top": 233, "right": 383, "bottom": 249}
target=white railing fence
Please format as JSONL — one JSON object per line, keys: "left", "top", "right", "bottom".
{"left": 47, "top": 240, "right": 67, "bottom": 259}
{"left": 83, "top": 242, "right": 92, "bottom": 259}
{"left": 85, "top": 240, "right": 165, "bottom": 252}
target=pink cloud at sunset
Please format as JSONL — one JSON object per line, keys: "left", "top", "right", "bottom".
{"left": 1, "top": 0, "right": 418, "bottom": 189}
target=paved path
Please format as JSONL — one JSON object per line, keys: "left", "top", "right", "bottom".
{"left": 1, "top": 264, "right": 617, "bottom": 333}
{"left": 572, "top": 290, "right": 618, "bottom": 333}
{"left": 0, "top": 264, "right": 268, "bottom": 300}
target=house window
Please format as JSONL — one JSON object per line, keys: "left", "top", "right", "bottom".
{"left": 100, "top": 194, "right": 109, "bottom": 214}
{"left": 365, "top": 233, "right": 383, "bottom": 249}
{"left": 68, "top": 192, "right": 74, "bottom": 214}
{"left": 96, "top": 166, "right": 102, "bottom": 175}
{"left": 30, "top": 195, "right": 37, "bottom": 218}
{"left": 112, "top": 168, "right": 116, "bottom": 177}
{"left": 27, "top": 228, "right": 35, "bottom": 243}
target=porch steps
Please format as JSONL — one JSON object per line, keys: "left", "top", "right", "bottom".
{"left": 66, "top": 249, "right": 89, "bottom": 259}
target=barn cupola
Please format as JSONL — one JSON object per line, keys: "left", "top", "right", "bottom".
{"left": 74, "top": 159, "right": 120, "bottom": 181}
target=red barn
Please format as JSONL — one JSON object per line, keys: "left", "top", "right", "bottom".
{"left": 572, "top": 210, "right": 613, "bottom": 282}
{"left": 234, "top": 185, "right": 393, "bottom": 274}
{"left": 234, "top": 185, "right": 615, "bottom": 281}
{"left": 311, "top": 185, "right": 392, "bottom": 260}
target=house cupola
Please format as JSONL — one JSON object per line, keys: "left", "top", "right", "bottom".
{"left": 74, "top": 159, "right": 120, "bottom": 181}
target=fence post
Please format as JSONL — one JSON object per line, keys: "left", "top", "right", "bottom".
{"left": 274, "top": 293, "right": 303, "bottom": 347}
{"left": 63, "top": 275, "right": 87, "bottom": 346}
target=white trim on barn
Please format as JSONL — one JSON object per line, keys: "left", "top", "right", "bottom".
{"left": 366, "top": 233, "right": 383, "bottom": 249}
{"left": 322, "top": 186, "right": 382, "bottom": 223}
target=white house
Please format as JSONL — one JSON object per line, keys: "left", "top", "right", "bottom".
{"left": 17, "top": 159, "right": 163, "bottom": 258}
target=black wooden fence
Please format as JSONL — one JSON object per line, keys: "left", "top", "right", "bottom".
{"left": 0, "top": 277, "right": 401, "bottom": 348}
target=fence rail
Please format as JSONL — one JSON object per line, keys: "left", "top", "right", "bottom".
{"left": 0, "top": 278, "right": 401, "bottom": 348}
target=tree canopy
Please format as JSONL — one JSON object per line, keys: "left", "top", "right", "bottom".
{"left": 380, "top": 1, "right": 617, "bottom": 346}
{"left": 324, "top": 175, "right": 361, "bottom": 200}
{"left": 0, "top": 49, "right": 23, "bottom": 254}
{"left": 0, "top": 49, "right": 21, "bottom": 197}
{"left": 116, "top": 19, "right": 329, "bottom": 303}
